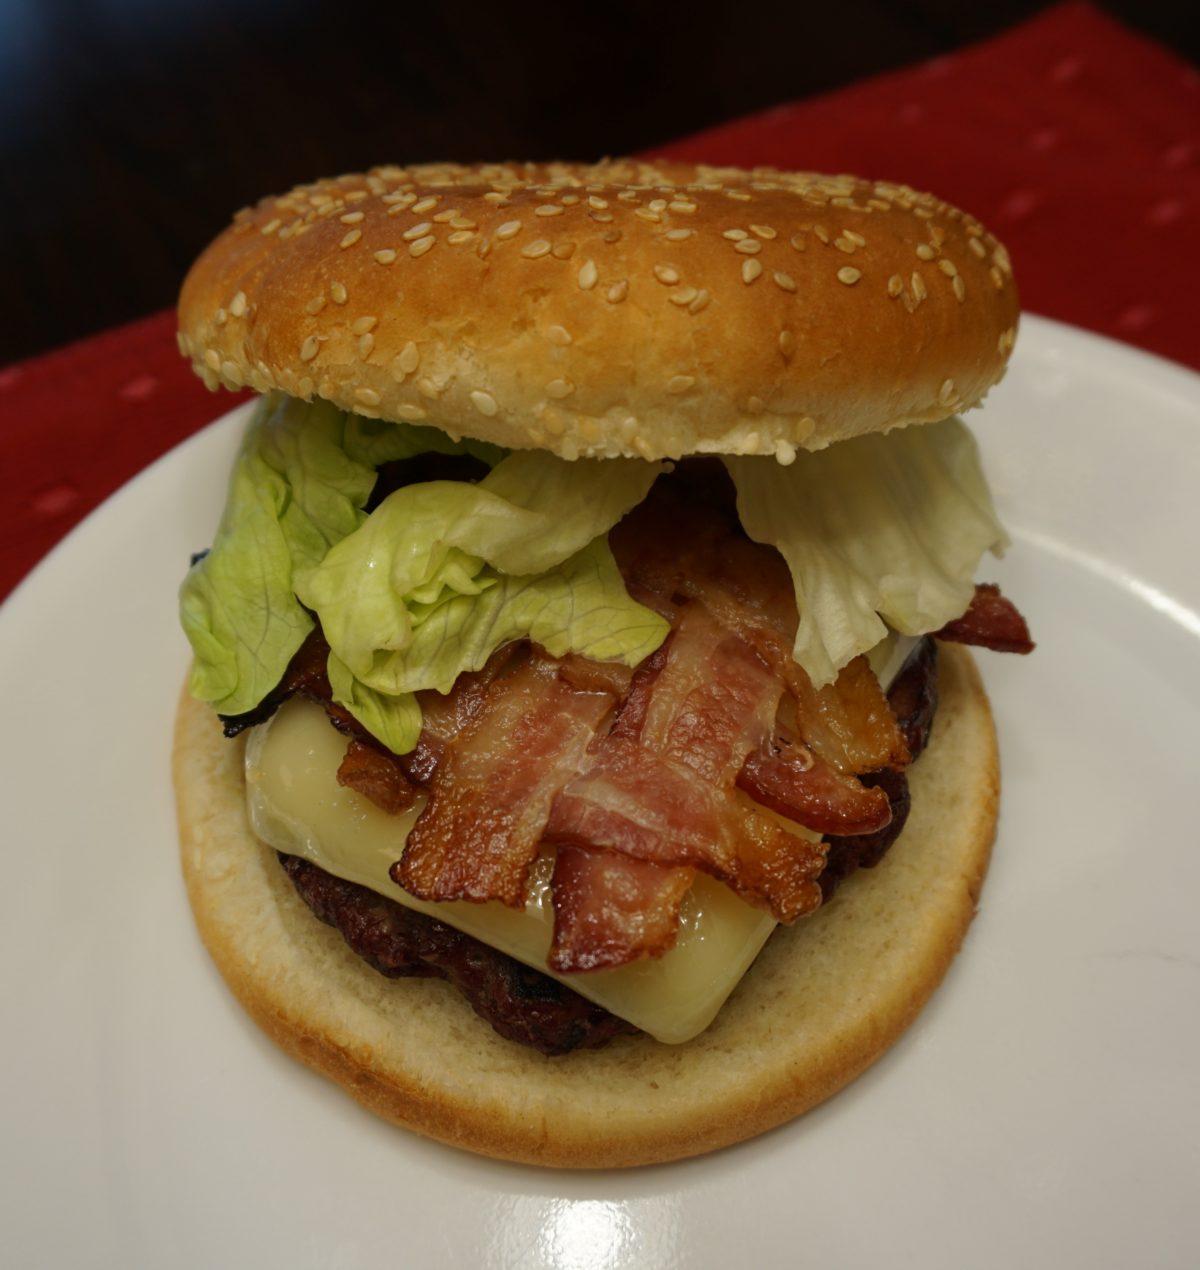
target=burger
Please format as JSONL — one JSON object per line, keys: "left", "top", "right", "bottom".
{"left": 172, "top": 160, "right": 1032, "bottom": 1168}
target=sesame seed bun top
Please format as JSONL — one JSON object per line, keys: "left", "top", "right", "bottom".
{"left": 177, "top": 160, "right": 1019, "bottom": 461}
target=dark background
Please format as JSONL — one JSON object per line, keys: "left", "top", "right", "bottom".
{"left": 2, "top": 0, "right": 1195, "bottom": 363}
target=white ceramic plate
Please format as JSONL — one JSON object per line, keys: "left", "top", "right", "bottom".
{"left": 2, "top": 315, "right": 1197, "bottom": 1269}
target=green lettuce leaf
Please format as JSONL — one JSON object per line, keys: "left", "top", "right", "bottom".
{"left": 321, "top": 538, "right": 669, "bottom": 754}
{"left": 723, "top": 416, "right": 1008, "bottom": 686}
{"left": 297, "top": 451, "right": 669, "bottom": 750}
{"left": 179, "top": 393, "right": 494, "bottom": 715}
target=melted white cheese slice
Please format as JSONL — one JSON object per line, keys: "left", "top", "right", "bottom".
{"left": 244, "top": 633, "right": 917, "bottom": 1044}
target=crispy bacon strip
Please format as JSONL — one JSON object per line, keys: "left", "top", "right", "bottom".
{"left": 401, "top": 647, "right": 517, "bottom": 784}
{"left": 737, "top": 740, "right": 893, "bottom": 836}
{"left": 336, "top": 739, "right": 418, "bottom": 813}
{"left": 545, "top": 605, "right": 826, "bottom": 968}
{"left": 935, "top": 582, "right": 1035, "bottom": 654}
{"left": 392, "top": 654, "right": 614, "bottom": 907}
{"left": 547, "top": 739, "right": 825, "bottom": 920}
{"left": 549, "top": 845, "right": 695, "bottom": 973}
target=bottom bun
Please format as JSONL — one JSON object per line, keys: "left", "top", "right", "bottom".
{"left": 173, "top": 642, "right": 998, "bottom": 1169}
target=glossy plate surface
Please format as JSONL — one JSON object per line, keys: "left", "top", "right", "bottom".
{"left": 2, "top": 316, "right": 1197, "bottom": 1268}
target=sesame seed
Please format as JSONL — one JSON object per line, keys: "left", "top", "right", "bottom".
{"left": 589, "top": 210, "right": 614, "bottom": 223}
{"left": 723, "top": 229, "right": 748, "bottom": 241}
{"left": 409, "top": 235, "right": 435, "bottom": 257}
{"left": 606, "top": 280, "right": 629, "bottom": 303}
{"left": 634, "top": 208, "right": 661, "bottom": 223}
{"left": 432, "top": 209, "right": 460, "bottom": 223}
{"left": 204, "top": 348, "right": 221, "bottom": 370}
{"left": 355, "top": 387, "right": 381, "bottom": 406}
{"left": 358, "top": 334, "right": 374, "bottom": 357}
{"left": 938, "top": 258, "right": 958, "bottom": 277}
{"left": 968, "top": 237, "right": 987, "bottom": 259}
{"left": 349, "top": 315, "right": 376, "bottom": 335}
{"left": 449, "top": 217, "right": 477, "bottom": 229}
{"left": 373, "top": 249, "right": 397, "bottom": 265}
{"left": 887, "top": 274, "right": 904, "bottom": 298}
{"left": 546, "top": 378, "right": 574, "bottom": 399}
{"left": 402, "top": 222, "right": 433, "bottom": 241}
{"left": 260, "top": 218, "right": 282, "bottom": 235}
{"left": 470, "top": 390, "right": 499, "bottom": 417}
{"left": 667, "top": 375, "right": 695, "bottom": 394}
{"left": 483, "top": 191, "right": 510, "bottom": 205}
{"left": 990, "top": 265, "right": 1005, "bottom": 289}
{"left": 778, "top": 330, "right": 795, "bottom": 358}
{"left": 495, "top": 220, "right": 522, "bottom": 240}
{"left": 447, "top": 230, "right": 474, "bottom": 244}
{"left": 916, "top": 243, "right": 935, "bottom": 261}
{"left": 664, "top": 228, "right": 693, "bottom": 241}
{"left": 669, "top": 286, "right": 698, "bottom": 306}
{"left": 578, "top": 259, "right": 598, "bottom": 289}
{"left": 952, "top": 275, "right": 966, "bottom": 302}
{"left": 398, "top": 341, "right": 420, "bottom": 374}
{"left": 535, "top": 204, "right": 564, "bottom": 217}
{"left": 587, "top": 196, "right": 609, "bottom": 210}
{"left": 395, "top": 403, "right": 427, "bottom": 422}
{"left": 340, "top": 211, "right": 365, "bottom": 224}
{"left": 305, "top": 295, "right": 327, "bottom": 314}
{"left": 939, "top": 379, "right": 955, "bottom": 405}
{"left": 339, "top": 229, "right": 362, "bottom": 248}
{"left": 911, "top": 272, "right": 928, "bottom": 301}
{"left": 300, "top": 336, "right": 320, "bottom": 362}
{"left": 229, "top": 291, "right": 247, "bottom": 318}
{"left": 843, "top": 230, "right": 866, "bottom": 246}
{"left": 547, "top": 325, "right": 572, "bottom": 345}
{"left": 750, "top": 224, "right": 777, "bottom": 239}
{"left": 669, "top": 200, "right": 697, "bottom": 214}
{"left": 813, "top": 225, "right": 830, "bottom": 244}
{"left": 834, "top": 236, "right": 857, "bottom": 254}
{"left": 688, "top": 289, "right": 711, "bottom": 313}
{"left": 560, "top": 194, "right": 580, "bottom": 206}
{"left": 725, "top": 189, "right": 752, "bottom": 201}
{"left": 734, "top": 239, "right": 762, "bottom": 255}
{"left": 837, "top": 266, "right": 862, "bottom": 285}
{"left": 551, "top": 242, "right": 576, "bottom": 259}
{"left": 740, "top": 259, "right": 762, "bottom": 284}
{"left": 521, "top": 239, "right": 552, "bottom": 259}
{"left": 772, "top": 271, "right": 796, "bottom": 292}
{"left": 412, "top": 196, "right": 439, "bottom": 213}
{"left": 220, "top": 360, "right": 244, "bottom": 386}
{"left": 653, "top": 264, "right": 680, "bottom": 285}
{"left": 775, "top": 439, "right": 797, "bottom": 466}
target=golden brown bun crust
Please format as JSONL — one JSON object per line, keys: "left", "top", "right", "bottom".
{"left": 173, "top": 642, "right": 999, "bottom": 1169}
{"left": 177, "top": 161, "right": 1019, "bottom": 460}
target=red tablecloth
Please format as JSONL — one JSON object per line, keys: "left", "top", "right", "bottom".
{"left": 1, "top": 2, "right": 1194, "bottom": 604}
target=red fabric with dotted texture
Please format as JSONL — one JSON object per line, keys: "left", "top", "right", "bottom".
{"left": 654, "top": 3, "right": 1198, "bottom": 369}
{"left": 0, "top": 2, "right": 1195, "bottom": 603}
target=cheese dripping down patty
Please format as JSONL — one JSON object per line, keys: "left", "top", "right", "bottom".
{"left": 243, "top": 633, "right": 918, "bottom": 1044}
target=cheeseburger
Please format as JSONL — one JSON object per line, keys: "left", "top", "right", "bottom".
{"left": 173, "top": 160, "right": 1032, "bottom": 1168}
